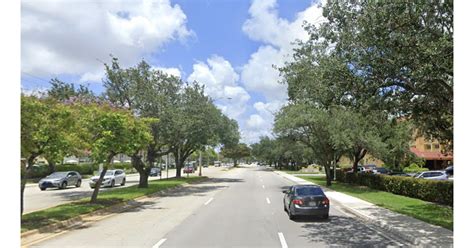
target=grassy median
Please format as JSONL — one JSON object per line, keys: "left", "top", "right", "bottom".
{"left": 299, "top": 176, "right": 453, "bottom": 230}
{"left": 21, "top": 176, "right": 204, "bottom": 232}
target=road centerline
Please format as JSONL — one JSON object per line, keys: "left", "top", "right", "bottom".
{"left": 152, "top": 238, "right": 167, "bottom": 248}
{"left": 278, "top": 232, "right": 288, "bottom": 248}
{"left": 204, "top": 197, "right": 214, "bottom": 205}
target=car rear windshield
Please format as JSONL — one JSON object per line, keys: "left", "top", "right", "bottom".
{"left": 295, "top": 187, "right": 324, "bottom": 196}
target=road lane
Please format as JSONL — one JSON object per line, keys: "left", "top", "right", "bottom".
{"left": 24, "top": 167, "right": 222, "bottom": 213}
{"left": 162, "top": 166, "right": 404, "bottom": 247}
{"left": 27, "top": 166, "right": 406, "bottom": 247}
{"left": 28, "top": 167, "right": 241, "bottom": 248}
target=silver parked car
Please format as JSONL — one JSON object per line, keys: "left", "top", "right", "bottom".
{"left": 89, "top": 169, "right": 126, "bottom": 188}
{"left": 38, "top": 171, "right": 82, "bottom": 190}
{"left": 414, "top": 171, "right": 449, "bottom": 180}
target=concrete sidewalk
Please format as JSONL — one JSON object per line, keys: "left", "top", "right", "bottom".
{"left": 274, "top": 171, "right": 453, "bottom": 247}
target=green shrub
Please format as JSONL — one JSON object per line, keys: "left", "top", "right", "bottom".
{"left": 27, "top": 165, "right": 50, "bottom": 178}
{"left": 336, "top": 170, "right": 453, "bottom": 206}
{"left": 56, "top": 163, "right": 98, "bottom": 175}
{"left": 403, "top": 163, "right": 428, "bottom": 173}
{"left": 110, "top": 162, "right": 134, "bottom": 171}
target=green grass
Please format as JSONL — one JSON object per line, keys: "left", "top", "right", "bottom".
{"left": 300, "top": 176, "right": 453, "bottom": 230}
{"left": 21, "top": 176, "right": 204, "bottom": 232}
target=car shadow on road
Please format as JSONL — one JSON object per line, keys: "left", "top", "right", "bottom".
{"left": 298, "top": 215, "right": 400, "bottom": 247}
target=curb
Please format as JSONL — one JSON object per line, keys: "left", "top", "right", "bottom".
{"left": 274, "top": 171, "right": 433, "bottom": 247}
{"left": 21, "top": 177, "right": 209, "bottom": 244}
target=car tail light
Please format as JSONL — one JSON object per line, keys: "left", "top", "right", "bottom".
{"left": 322, "top": 197, "right": 330, "bottom": 205}
{"left": 292, "top": 199, "right": 303, "bottom": 205}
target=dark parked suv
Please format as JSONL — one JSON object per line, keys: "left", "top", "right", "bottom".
{"left": 283, "top": 185, "right": 330, "bottom": 220}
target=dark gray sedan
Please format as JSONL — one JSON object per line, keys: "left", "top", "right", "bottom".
{"left": 283, "top": 185, "right": 330, "bottom": 220}
{"left": 38, "top": 171, "right": 82, "bottom": 190}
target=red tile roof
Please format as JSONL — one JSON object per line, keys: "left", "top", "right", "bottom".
{"left": 410, "top": 147, "right": 453, "bottom": 160}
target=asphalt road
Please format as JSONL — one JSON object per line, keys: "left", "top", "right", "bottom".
{"left": 29, "top": 165, "right": 406, "bottom": 247}
{"left": 23, "top": 167, "right": 219, "bottom": 214}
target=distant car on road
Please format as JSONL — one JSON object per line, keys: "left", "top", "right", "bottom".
{"left": 89, "top": 169, "right": 126, "bottom": 188}
{"left": 414, "top": 171, "right": 449, "bottom": 180}
{"left": 38, "top": 171, "right": 82, "bottom": 190}
{"left": 283, "top": 185, "right": 330, "bottom": 220}
{"left": 150, "top": 167, "right": 161, "bottom": 177}
{"left": 183, "top": 165, "right": 195, "bottom": 173}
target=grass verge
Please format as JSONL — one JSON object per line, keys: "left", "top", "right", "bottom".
{"left": 277, "top": 170, "right": 323, "bottom": 175}
{"left": 299, "top": 176, "right": 453, "bottom": 230}
{"left": 21, "top": 176, "right": 204, "bottom": 232}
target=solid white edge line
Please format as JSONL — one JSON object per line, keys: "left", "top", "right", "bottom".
{"left": 278, "top": 232, "right": 288, "bottom": 248}
{"left": 266, "top": 197, "right": 271, "bottom": 204}
{"left": 152, "top": 238, "right": 167, "bottom": 248}
{"left": 204, "top": 197, "right": 214, "bottom": 205}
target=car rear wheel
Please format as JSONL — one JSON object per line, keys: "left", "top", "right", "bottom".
{"left": 110, "top": 180, "right": 115, "bottom": 187}
{"left": 40, "top": 188, "right": 46, "bottom": 191}
{"left": 60, "top": 181, "right": 67, "bottom": 189}
{"left": 289, "top": 210, "right": 296, "bottom": 220}
{"left": 121, "top": 178, "right": 126, "bottom": 186}
{"left": 75, "top": 180, "right": 81, "bottom": 187}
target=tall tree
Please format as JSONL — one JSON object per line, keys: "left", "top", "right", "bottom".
{"left": 275, "top": 103, "right": 345, "bottom": 186}
{"left": 305, "top": 0, "right": 453, "bottom": 148}
{"left": 20, "top": 96, "right": 79, "bottom": 214}
{"left": 78, "top": 104, "right": 151, "bottom": 202}
{"left": 221, "top": 143, "right": 251, "bottom": 167}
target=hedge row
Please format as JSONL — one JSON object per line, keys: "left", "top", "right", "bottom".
{"left": 336, "top": 170, "right": 453, "bottom": 206}
{"left": 27, "top": 163, "right": 135, "bottom": 179}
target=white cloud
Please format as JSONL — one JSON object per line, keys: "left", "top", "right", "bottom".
{"left": 241, "top": 0, "right": 325, "bottom": 102}
{"left": 239, "top": 0, "right": 325, "bottom": 144}
{"left": 187, "top": 55, "right": 250, "bottom": 120}
{"left": 22, "top": 0, "right": 192, "bottom": 82}
{"left": 154, "top": 67, "right": 182, "bottom": 78}
{"left": 241, "top": 45, "right": 288, "bottom": 101}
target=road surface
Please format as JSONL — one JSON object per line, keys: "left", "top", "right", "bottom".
{"left": 28, "top": 165, "right": 407, "bottom": 247}
{"left": 24, "top": 167, "right": 221, "bottom": 213}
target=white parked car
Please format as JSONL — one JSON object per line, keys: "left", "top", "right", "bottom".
{"left": 414, "top": 171, "right": 449, "bottom": 180}
{"left": 89, "top": 169, "right": 126, "bottom": 188}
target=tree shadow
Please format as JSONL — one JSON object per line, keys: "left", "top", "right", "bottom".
{"left": 298, "top": 215, "right": 401, "bottom": 247}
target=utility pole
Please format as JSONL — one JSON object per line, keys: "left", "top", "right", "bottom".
{"left": 166, "top": 153, "right": 169, "bottom": 179}
{"left": 199, "top": 150, "right": 202, "bottom": 176}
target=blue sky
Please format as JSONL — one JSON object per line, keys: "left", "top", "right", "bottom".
{"left": 21, "top": 0, "right": 324, "bottom": 144}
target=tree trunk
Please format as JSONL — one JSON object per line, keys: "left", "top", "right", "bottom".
{"left": 174, "top": 155, "right": 182, "bottom": 178}
{"left": 20, "top": 159, "right": 28, "bottom": 215}
{"left": 90, "top": 153, "right": 114, "bottom": 203}
{"left": 233, "top": 159, "right": 237, "bottom": 167}
{"left": 48, "top": 160, "right": 56, "bottom": 174}
{"left": 138, "top": 170, "right": 149, "bottom": 188}
{"left": 132, "top": 153, "right": 149, "bottom": 188}
{"left": 352, "top": 148, "right": 367, "bottom": 173}
{"left": 324, "top": 163, "right": 332, "bottom": 186}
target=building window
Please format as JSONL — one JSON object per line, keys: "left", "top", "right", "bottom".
{"left": 424, "top": 144, "right": 431, "bottom": 151}
{"left": 434, "top": 144, "right": 440, "bottom": 150}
